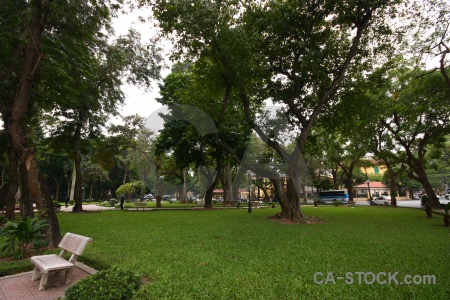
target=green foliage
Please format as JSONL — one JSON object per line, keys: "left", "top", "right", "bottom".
{"left": 64, "top": 266, "right": 141, "bottom": 300}
{"left": 116, "top": 181, "right": 144, "bottom": 196}
{"left": 332, "top": 200, "right": 341, "bottom": 207}
{"left": 0, "top": 259, "right": 34, "bottom": 277}
{"left": 421, "top": 195, "right": 430, "bottom": 206}
{"left": 0, "top": 217, "right": 49, "bottom": 260}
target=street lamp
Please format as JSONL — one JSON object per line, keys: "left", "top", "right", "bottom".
{"left": 247, "top": 170, "right": 252, "bottom": 213}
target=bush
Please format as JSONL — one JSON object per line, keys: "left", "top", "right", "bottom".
{"left": 333, "top": 200, "right": 341, "bottom": 207}
{"left": 421, "top": 195, "right": 429, "bottom": 207}
{"left": 65, "top": 266, "right": 141, "bottom": 300}
{"left": 0, "top": 215, "right": 7, "bottom": 234}
{"left": 1, "top": 217, "right": 49, "bottom": 259}
{"left": 0, "top": 259, "right": 34, "bottom": 277}
{"left": 53, "top": 202, "right": 62, "bottom": 212}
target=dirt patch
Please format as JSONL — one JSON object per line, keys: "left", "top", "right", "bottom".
{"left": 268, "top": 214, "right": 322, "bottom": 224}
{"left": 141, "top": 275, "right": 154, "bottom": 285}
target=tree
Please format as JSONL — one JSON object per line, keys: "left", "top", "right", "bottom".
{"left": 83, "top": 160, "right": 109, "bottom": 202}
{"left": 109, "top": 115, "right": 161, "bottom": 204}
{"left": 116, "top": 181, "right": 144, "bottom": 198}
{"left": 404, "top": 0, "right": 450, "bottom": 87}
{"left": 155, "top": 63, "right": 252, "bottom": 208}
{"left": 151, "top": 0, "right": 404, "bottom": 222}
{"left": 382, "top": 66, "right": 450, "bottom": 212}
{"left": 46, "top": 28, "right": 161, "bottom": 213}
{"left": 1, "top": 0, "right": 64, "bottom": 243}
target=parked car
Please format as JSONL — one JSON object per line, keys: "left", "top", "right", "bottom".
{"left": 162, "top": 195, "right": 172, "bottom": 200}
{"left": 373, "top": 196, "right": 390, "bottom": 206}
{"left": 144, "top": 194, "right": 154, "bottom": 200}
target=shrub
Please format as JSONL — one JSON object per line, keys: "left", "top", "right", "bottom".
{"left": 0, "top": 215, "right": 6, "bottom": 234}
{"left": 64, "top": 266, "right": 141, "bottom": 300}
{"left": 333, "top": 200, "right": 341, "bottom": 207}
{"left": 0, "top": 259, "right": 34, "bottom": 277}
{"left": 421, "top": 195, "right": 429, "bottom": 207}
{"left": 0, "top": 217, "right": 49, "bottom": 259}
{"left": 53, "top": 202, "right": 62, "bottom": 212}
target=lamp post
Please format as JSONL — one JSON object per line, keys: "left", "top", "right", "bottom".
{"left": 247, "top": 170, "right": 252, "bottom": 213}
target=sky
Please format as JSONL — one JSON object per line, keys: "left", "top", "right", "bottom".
{"left": 110, "top": 6, "right": 172, "bottom": 128}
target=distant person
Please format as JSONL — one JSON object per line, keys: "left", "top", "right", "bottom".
{"left": 120, "top": 196, "right": 125, "bottom": 210}
{"left": 65, "top": 195, "right": 69, "bottom": 207}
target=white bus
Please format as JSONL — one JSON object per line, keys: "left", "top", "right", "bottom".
{"left": 319, "top": 189, "right": 349, "bottom": 204}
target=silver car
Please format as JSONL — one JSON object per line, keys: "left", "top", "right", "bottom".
{"left": 373, "top": 196, "right": 390, "bottom": 206}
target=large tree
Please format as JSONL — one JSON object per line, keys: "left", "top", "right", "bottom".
{"left": 380, "top": 64, "right": 450, "bottom": 210}
{"left": 46, "top": 28, "right": 161, "bottom": 212}
{"left": 154, "top": 63, "right": 252, "bottom": 208}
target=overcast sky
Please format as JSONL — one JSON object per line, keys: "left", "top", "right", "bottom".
{"left": 111, "top": 7, "right": 172, "bottom": 126}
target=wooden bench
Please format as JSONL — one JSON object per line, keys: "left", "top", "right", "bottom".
{"left": 134, "top": 202, "right": 148, "bottom": 210}
{"left": 30, "top": 232, "right": 92, "bottom": 291}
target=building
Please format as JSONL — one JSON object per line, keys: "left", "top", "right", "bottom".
{"left": 362, "top": 158, "right": 387, "bottom": 176}
{"left": 354, "top": 181, "right": 389, "bottom": 199}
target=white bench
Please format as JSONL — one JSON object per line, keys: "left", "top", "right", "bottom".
{"left": 135, "top": 202, "right": 148, "bottom": 210}
{"left": 30, "top": 232, "right": 92, "bottom": 291}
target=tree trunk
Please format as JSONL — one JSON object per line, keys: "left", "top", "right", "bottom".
{"left": 232, "top": 167, "right": 244, "bottom": 200}
{"left": 155, "top": 164, "right": 163, "bottom": 208}
{"left": 72, "top": 149, "right": 83, "bottom": 212}
{"left": 89, "top": 183, "right": 94, "bottom": 202}
{"left": 419, "top": 178, "right": 440, "bottom": 210}
{"left": 69, "top": 164, "right": 76, "bottom": 201}
{"left": 39, "top": 174, "right": 62, "bottom": 246}
{"left": 204, "top": 184, "right": 214, "bottom": 209}
{"left": 300, "top": 184, "right": 307, "bottom": 203}
{"left": 225, "top": 164, "right": 234, "bottom": 205}
{"left": 52, "top": 174, "right": 60, "bottom": 203}
{"left": 331, "top": 169, "right": 339, "bottom": 189}
{"left": 123, "top": 166, "right": 128, "bottom": 185}
{"left": 182, "top": 168, "right": 188, "bottom": 203}
{"left": 388, "top": 171, "right": 397, "bottom": 207}
{"left": 272, "top": 178, "right": 306, "bottom": 221}
{"left": 444, "top": 215, "right": 450, "bottom": 227}
{"left": 0, "top": 168, "right": 5, "bottom": 189}
{"left": 4, "top": 146, "right": 19, "bottom": 219}
{"left": 19, "top": 163, "right": 34, "bottom": 218}
{"left": 2, "top": 0, "right": 62, "bottom": 246}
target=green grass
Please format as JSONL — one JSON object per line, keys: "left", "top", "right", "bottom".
{"left": 2, "top": 206, "right": 449, "bottom": 299}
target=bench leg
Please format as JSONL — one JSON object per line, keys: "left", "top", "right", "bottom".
{"left": 65, "top": 267, "right": 73, "bottom": 284}
{"left": 39, "top": 272, "right": 49, "bottom": 291}
{"left": 31, "top": 266, "right": 41, "bottom": 281}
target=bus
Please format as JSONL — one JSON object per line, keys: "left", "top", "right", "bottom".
{"left": 319, "top": 189, "right": 349, "bottom": 204}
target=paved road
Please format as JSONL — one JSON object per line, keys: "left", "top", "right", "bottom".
{"left": 356, "top": 199, "right": 449, "bottom": 208}
{"left": 59, "top": 204, "right": 116, "bottom": 212}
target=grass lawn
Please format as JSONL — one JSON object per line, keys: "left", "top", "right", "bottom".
{"left": 2, "top": 206, "right": 449, "bottom": 299}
